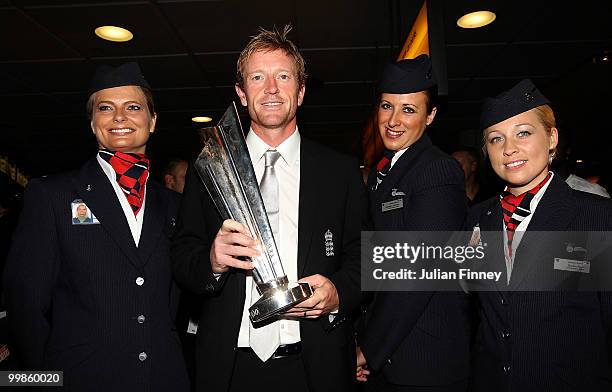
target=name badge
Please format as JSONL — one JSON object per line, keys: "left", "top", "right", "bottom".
{"left": 382, "top": 198, "right": 403, "bottom": 212}
{"left": 554, "top": 257, "right": 590, "bottom": 274}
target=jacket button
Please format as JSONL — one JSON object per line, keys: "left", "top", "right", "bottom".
{"left": 501, "top": 330, "right": 510, "bottom": 339}
{"left": 503, "top": 365, "right": 511, "bottom": 374}
{"left": 137, "top": 315, "right": 145, "bottom": 324}
{"left": 136, "top": 277, "right": 145, "bottom": 286}
{"left": 139, "top": 352, "right": 147, "bottom": 362}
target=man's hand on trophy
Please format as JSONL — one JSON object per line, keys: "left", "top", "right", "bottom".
{"left": 355, "top": 346, "right": 370, "bottom": 382}
{"left": 209, "top": 219, "right": 259, "bottom": 274}
{"left": 283, "top": 274, "right": 339, "bottom": 318}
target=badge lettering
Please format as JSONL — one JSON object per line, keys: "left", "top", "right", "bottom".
{"left": 382, "top": 198, "right": 403, "bottom": 212}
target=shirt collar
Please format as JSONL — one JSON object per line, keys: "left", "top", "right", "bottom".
{"left": 390, "top": 147, "right": 408, "bottom": 168}
{"left": 246, "top": 126, "right": 301, "bottom": 166}
{"left": 97, "top": 152, "right": 117, "bottom": 182}
{"left": 503, "top": 171, "right": 554, "bottom": 213}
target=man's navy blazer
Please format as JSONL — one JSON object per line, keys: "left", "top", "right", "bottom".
{"left": 172, "top": 137, "right": 367, "bottom": 392}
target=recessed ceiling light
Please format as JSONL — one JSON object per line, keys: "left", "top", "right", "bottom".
{"left": 457, "top": 11, "right": 496, "bottom": 29}
{"left": 95, "top": 26, "right": 133, "bottom": 42}
{"left": 192, "top": 116, "right": 213, "bottom": 123}
{"left": 576, "top": 159, "right": 584, "bottom": 163}
{"left": 593, "top": 50, "right": 610, "bottom": 64}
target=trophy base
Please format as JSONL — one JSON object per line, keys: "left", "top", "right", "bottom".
{"left": 249, "top": 282, "right": 312, "bottom": 323}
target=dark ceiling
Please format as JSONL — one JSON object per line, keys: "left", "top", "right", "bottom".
{"left": 1, "top": 0, "right": 611, "bottom": 179}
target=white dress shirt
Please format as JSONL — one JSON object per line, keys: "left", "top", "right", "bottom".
{"left": 390, "top": 146, "right": 409, "bottom": 169}
{"left": 502, "top": 172, "right": 554, "bottom": 283}
{"left": 97, "top": 154, "right": 147, "bottom": 246}
{"left": 236, "top": 128, "right": 301, "bottom": 347}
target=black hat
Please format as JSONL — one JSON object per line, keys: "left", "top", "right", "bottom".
{"left": 377, "top": 54, "right": 436, "bottom": 94}
{"left": 89, "top": 62, "right": 150, "bottom": 94}
{"left": 479, "top": 79, "right": 550, "bottom": 130}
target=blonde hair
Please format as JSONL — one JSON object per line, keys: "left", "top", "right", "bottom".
{"left": 533, "top": 104, "right": 557, "bottom": 163}
{"left": 236, "top": 25, "right": 307, "bottom": 89}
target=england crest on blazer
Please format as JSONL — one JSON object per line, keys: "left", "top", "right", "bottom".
{"left": 325, "top": 229, "right": 334, "bottom": 256}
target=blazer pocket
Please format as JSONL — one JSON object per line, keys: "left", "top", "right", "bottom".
{"left": 45, "top": 339, "right": 100, "bottom": 370}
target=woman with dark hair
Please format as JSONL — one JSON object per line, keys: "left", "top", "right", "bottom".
{"left": 467, "top": 79, "right": 612, "bottom": 391}
{"left": 357, "top": 55, "right": 471, "bottom": 391}
{"left": 4, "top": 62, "right": 189, "bottom": 391}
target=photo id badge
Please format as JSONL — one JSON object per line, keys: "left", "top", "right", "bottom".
{"left": 71, "top": 199, "right": 99, "bottom": 225}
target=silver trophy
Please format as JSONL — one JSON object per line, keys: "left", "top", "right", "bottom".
{"left": 194, "top": 102, "right": 312, "bottom": 323}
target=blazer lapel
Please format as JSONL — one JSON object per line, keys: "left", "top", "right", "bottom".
{"left": 375, "top": 134, "right": 431, "bottom": 197}
{"left": 297, "top": 139, "right": 317, "bottom": 277}
{"left": 72, "top": 157, "right": 142, "bottom": 270}
{"left": 136, "top": 182, "right": 164, "bottom": 267}
{"left": 508, "top": 174, "right": 575, "bottom": 290}
{"left": 477, "top": 199, "right": 509, "bottom": 294}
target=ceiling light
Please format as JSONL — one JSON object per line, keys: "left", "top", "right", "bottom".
{"left": 192, "top": 116, "right": 213, "bottom": 123}
{"left": 457, "top": 11, "right": 496, "bottom": 29}
{"left": 576, "top": 159, "right": 584, "bottom": 163}
{"left": 593, "top": 50, "right": 610, "bottom": 64}
{"left": 95, "top": 26, "right": 133, "bottom": 42}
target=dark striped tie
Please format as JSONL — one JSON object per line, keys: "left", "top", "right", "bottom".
{"left": 374, "top": 150, "right": 395, "bottom": 190}
{"left": 500, "top": 173, "right": 551, "bottom": 258}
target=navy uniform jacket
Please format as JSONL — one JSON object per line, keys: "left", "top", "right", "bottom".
{"left": 171, "top": 138, "right": 367, "bottom": 392}
{"left": 3, "top": 156, "right": 189, "bottom": 392}
{"left": 465, "top": 173, "right": 612, "bottom": 392}
{"left": 361, "top": 134, "right": 472, "bottom": 386}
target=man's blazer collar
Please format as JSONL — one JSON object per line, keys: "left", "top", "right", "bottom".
{"left": 297, "top": 138, "right": 321, "bottom": 277}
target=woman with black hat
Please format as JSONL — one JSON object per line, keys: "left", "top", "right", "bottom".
{"left": 357, "top": 54, "right": 472, "bottom": 391}
{"left": 466, "top": 79, "right": 612, "bottom": 391}
{"left": 3, "top": 63, "right": 189, "bottom": 391}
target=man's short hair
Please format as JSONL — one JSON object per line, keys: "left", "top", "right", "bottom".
{"left": 236, "top": 24, "right": 307, "bottom": 89}
{"left": 161, "top": 158, "right": 187, "bottom": 178}
{"left": 453, "top": 146, "right": 480, "bottom": 165}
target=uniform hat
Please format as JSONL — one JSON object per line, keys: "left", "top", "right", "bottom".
{"left": 90, "top": 62, "right": 150, "bottom": 94}
{"left": 377, "top": 54, "right": 437, "bottom": 94}
{"left": 480, "top": 79, "right": 550, "bottom": 130}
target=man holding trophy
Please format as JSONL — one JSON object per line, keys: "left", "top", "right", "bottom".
{"left": 172, "top": 25, "right": 366, "bottom": 392}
